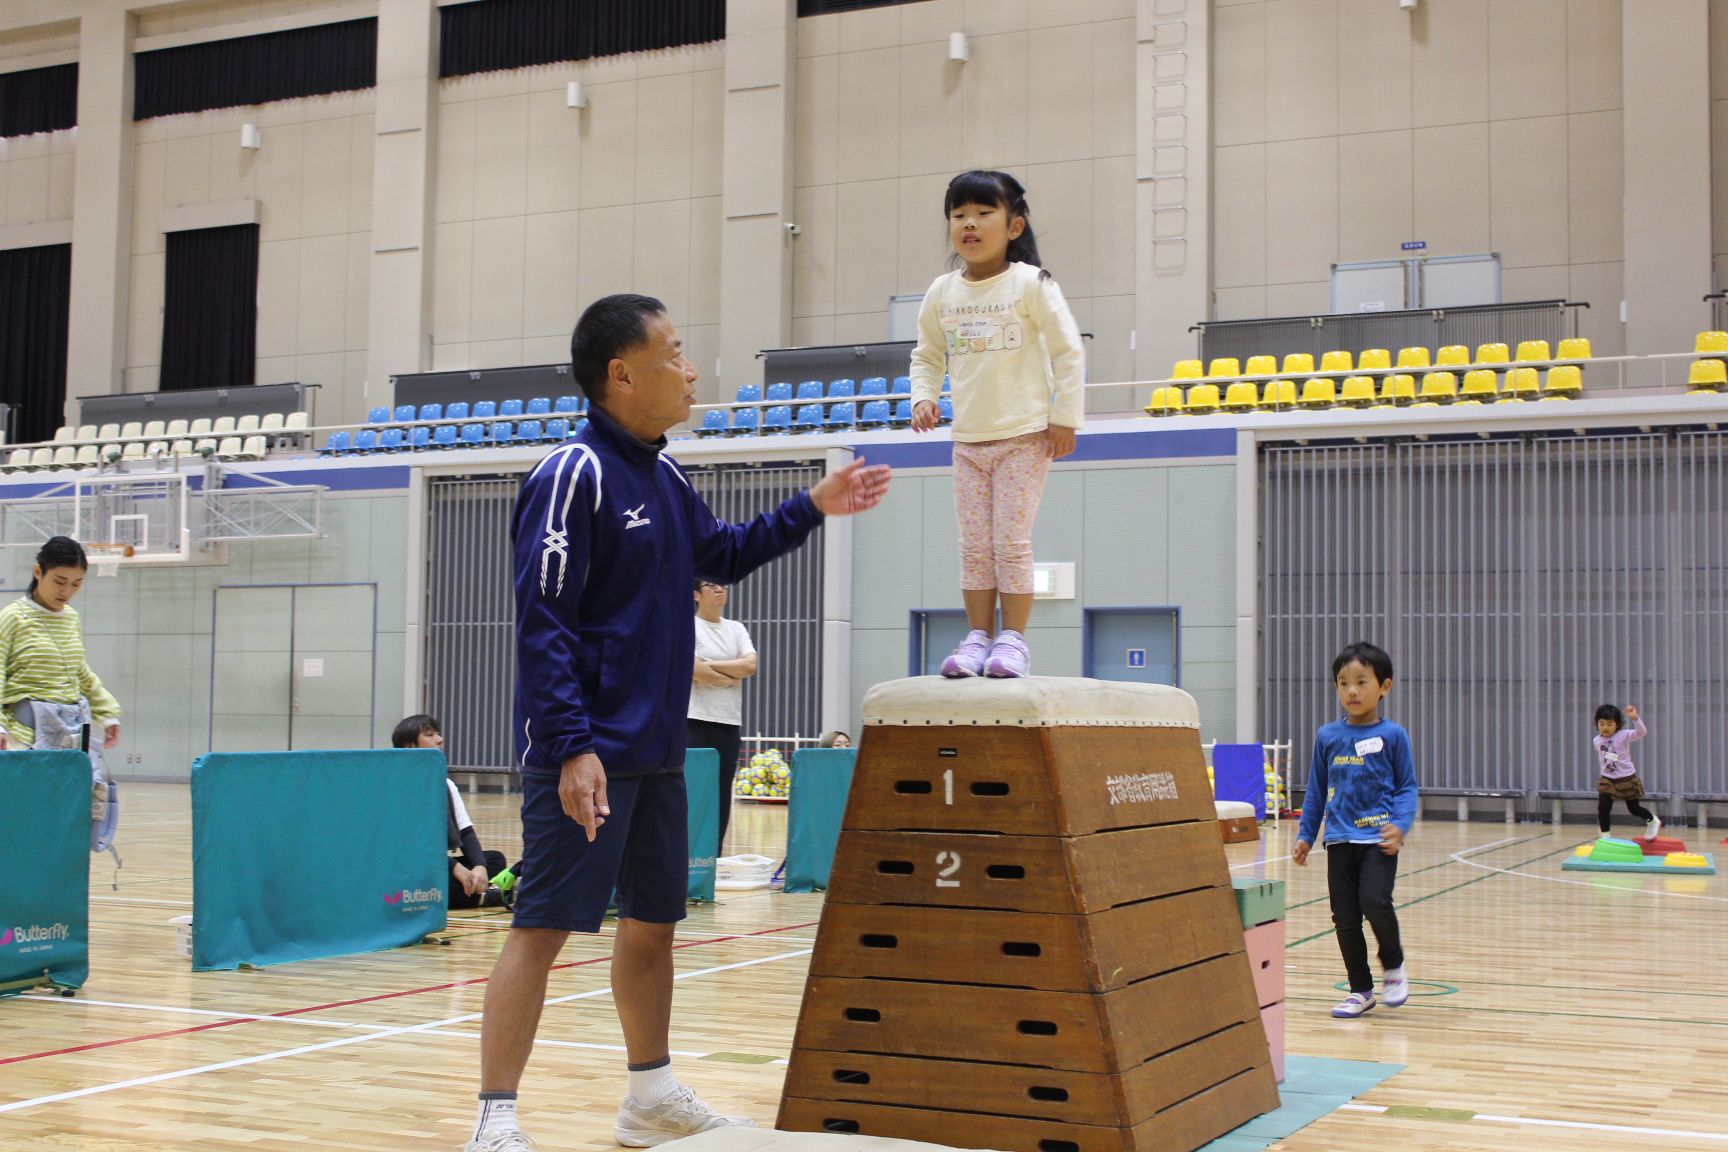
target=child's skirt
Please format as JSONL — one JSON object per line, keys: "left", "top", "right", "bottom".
{"left": 1597, "top": 773, "right": 1644, "bottom": 800}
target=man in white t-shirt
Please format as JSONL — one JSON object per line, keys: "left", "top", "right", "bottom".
{"left": 686, "top": 580, "right": 756, "bottom": 854}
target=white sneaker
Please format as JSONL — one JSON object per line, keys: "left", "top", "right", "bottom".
{"left": 1330, "top": 991, "right": 1375, "bottom": 1018}
{"left": 466, "top": 1131, "right": 538, "bottom": 1152}
{"left": 1381, "top": 965, "right": 1409, "bottom": 1008}
{"left": 614, "top": 1085, "right": 757, "bottom": 1147}
{"left": 1646, "top": 815, "right": 1662, "bottom": 841}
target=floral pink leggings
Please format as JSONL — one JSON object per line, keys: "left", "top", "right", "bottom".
{"left": 953, "top": 432, "right": 1050, "bottom": 594}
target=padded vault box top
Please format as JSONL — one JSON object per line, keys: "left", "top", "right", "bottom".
{"left": 862, "top": 675, "right": 1199, "bottom": 730}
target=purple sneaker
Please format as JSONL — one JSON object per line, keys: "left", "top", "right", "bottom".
{"left": 939, "top": 629, "right": 991, "bottom": 678}
{"left": 983, "top": 630, "right": 1030, "bottom": 678}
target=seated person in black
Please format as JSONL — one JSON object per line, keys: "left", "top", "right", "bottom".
{"left": 393, "top": 714, "right": 517, "bottom": 909}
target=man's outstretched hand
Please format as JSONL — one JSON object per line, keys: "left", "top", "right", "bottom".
{"left": 810, "top": 457, "right": 892, "bottom": 517}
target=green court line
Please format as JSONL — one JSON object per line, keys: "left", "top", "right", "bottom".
{"left": 1285, "top": 994, "right": 1728, "bottom": 1029}
{"left": 1382, "top": 1105, "right": 1476, "bottom": 1123}
{"left": 701, "top": 1052, "right": 780, "bottom": 1064}
{"left": 1287, "top": 970, "right": 1728, "bottom": 999}
{"left": 1289, "top": 837, "right": 1572, "bottom": 949}
{"left": 1285, "top": 832, "right": 1555, "bottom": 910}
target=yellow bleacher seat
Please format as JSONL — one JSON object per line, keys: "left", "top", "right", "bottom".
{"left": 1542, "top": 365, "right": 1583, "bottom": 399}
{"left": 1694, "top": 331, "right": 1728, "bottom": 355}
{"left": 1458, "top": 369, "right": 1499, "bottom": 403}
{"left": 1500, "top": 367, "right": 1540, "bottom": 401}
{"left": 1688, "top": 359, "right": 1728, "bottom": 392}
{"left": 1357, "top": 349, "right": 1391, "bottom": 371}
{"left": 1298, "top": 378, "right": 1337, "bottom": 407}
{"left": 1379, "top": 373, "right": 1416, "bottom": 405}
{"left": 1516, "top": 340, "right": 1551, "bottom": 363}
{"left": 1244, "top": 355, "right": 1277, "bottom": 378}
{"left": 1262, "top": 379, "right": 1297, "bottom": 408}
{"left": 1556, "top": 337, "right": 1592, "bottom": 361}
{"left": 1413, "top": 372, "right": 1458, "bottom": 405}
{"left": 1319, "top": 350, "right": 1353, "bottom": 374}
{"left": 1475, "top": 343, "right": 1510, "bottom": 365}
{"left": 1396, "top": 347, "right": 1431, "bottom": 370}
{"left": 1339, "top": 376, "right": 1376, "bottom": 406}
{"left": 1186, "top": 383, "right": 1222, "bottom": 413}
{"left": 1436, "top": 345, "right": 1470, "bottom": 367}
{"left": 1281, "top": 353, "right": 1315, "bottom": 375}
{"left": 1205, "top": 358, "right": 1241, "bottom": 379}
{"left": 1143, "top": 390, "right": 1167, "bottom": 417}
{"left": 1161, "top": 385, "right": 1186, "bottom": 414}
{"left": 1173, "top": 359, "right": 1204, "bottom": 380}
{"left": 1222, "top": 382, "right": 1260, "bottom": 412}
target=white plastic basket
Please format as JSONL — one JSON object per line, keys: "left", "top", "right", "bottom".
{"left": 715, "top": 854, "right": 776, "bottom": 890}
{"left": 168, "top": 915, "right": 193, "bottom": 959}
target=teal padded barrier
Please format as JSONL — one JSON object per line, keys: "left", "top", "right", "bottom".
{"left": 191, "top": 750, "right": 447, "bottom": 971}
{"left": 0, "top": 751, "right": 90, "bottom": 994}
{"left": 686, "top": 748, "right": 718, "bottom": 902}
{"left": 783, "top": 748, "right": 856, "bottom": 893}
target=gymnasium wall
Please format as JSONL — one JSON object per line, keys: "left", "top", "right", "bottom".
{"left": 1713, "top": 0, "right": 1728, "bottom": 286}
{"left": 1212, "top": 0, "right": 1627, "bottom": 360}
{"left": 789, "top": 1, "right": 1140, "bottom": 397}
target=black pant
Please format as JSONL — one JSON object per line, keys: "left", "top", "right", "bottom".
{"left": 448, "top": 849, "right": 509, "bottom": 909}
{"left": 1327, "top": 842, "right": 1404, "bottom": 995}
{"left": 1598, "top": 792, "right": 1653, "bottom": 832}
{"left": 686, "top": 718, "right": 742, "bottom": 855}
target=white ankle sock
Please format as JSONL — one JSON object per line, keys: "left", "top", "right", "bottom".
{"left": 628, "top": 1060, "right": 678, "bottom": 1106}
{"left": 474, "top": 1093, "right": 519, "bottom": 1139}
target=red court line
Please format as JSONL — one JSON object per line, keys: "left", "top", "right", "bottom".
{"left": 1, "top": 920, "right": 819, "bottom": 1067}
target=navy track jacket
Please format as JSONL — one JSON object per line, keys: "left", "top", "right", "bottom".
{"left": 511, "top": 402, "right": 823, "bottom": 778}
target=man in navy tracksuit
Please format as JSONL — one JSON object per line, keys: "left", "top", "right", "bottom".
{"left": 466, "top": 295, "right": 891, "bottom": 1152}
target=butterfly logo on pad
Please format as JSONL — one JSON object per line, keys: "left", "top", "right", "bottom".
{"left": 0, "top": 929, "right": 12, "bottom": 946}
{"left": 383, "top": 892, "right": 402, "bottom": 905}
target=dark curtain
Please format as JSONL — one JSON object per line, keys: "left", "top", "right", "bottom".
{"left": 0, "top": 244, "right": 71, "bottom": 444}
{"left": 440, "top": 0, "right": 724, "bottom": 78}
{"left": 134, "top": 19, "right": 376, "bottom": 120}
{"left": 796, "top": 0, "right": 916, "bottom": 14}
{"left": 0, "top": 64, "right": 78, "bottom": 138}
{"left": 161, "top": 225, "right": 258, "bottom": 393}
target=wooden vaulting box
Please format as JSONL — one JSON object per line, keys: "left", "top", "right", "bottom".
{"left": 778, "top": 676, "right": 1280, "bottom": 1152}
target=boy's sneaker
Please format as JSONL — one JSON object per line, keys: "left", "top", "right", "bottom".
{"left": 983, "top": 630, "right": 1031, "bottom": 678}
{"left": 465, "top": 1132, "right": 538, "bottom": 1152}
{"left": 614, "top": 1085, "right": 757, "bottom": 1147}
{"left": 1330, "top": 991, "right": 1375, "bottom": 1018}
{"left": 940, "top": 630, "right": 991, "bottom": 678}
{"left": 1645, "top": 815, "right": 1662, "bottom": 840}
{"left": 1380, "top": 966, "right": 1409, "bottom": 1008}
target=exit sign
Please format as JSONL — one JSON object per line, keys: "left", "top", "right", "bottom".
{"left": 1401, "top": 240, "right": 1427, "bottom": 251}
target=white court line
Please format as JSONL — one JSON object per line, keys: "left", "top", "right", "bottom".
{"left": 0, "top": 948, "right": 810, "bottom": 1115}
{"left": 1338, "top": 1102, "right": 1728, "bottom": 1143}
{"left": 1447, "top": 838, "right": 1728, "bottom": 902}
{"left": 1230, "top": 855, "right": 1290, "bottom": 870}
{"left": 91, "top": 895, "right": 194, "bottom": 907}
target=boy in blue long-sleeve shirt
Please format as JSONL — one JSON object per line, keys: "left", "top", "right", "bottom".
{"left": 1293, "top": 641, "right": 1418, "bottom": 1019}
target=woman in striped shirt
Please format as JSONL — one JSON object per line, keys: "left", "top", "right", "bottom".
{"left": 0, "top": 536, "right": 122, "bottom": 754}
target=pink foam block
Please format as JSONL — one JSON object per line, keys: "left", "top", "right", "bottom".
{"left": 1243, "top": 920, "right": 1286, "bottom": 1008}
{"left": 1260, "top": 1000, "right": 1286, "bottom": 1082}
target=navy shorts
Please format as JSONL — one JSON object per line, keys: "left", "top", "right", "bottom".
{"left": 512, "top": 769, "right": 689, "bottom": 933}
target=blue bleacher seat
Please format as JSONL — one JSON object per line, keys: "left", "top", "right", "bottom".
{"left": 367, "top": 407, "right": 389, "bottom": 425}
{"left": 892, "top": 399, "right": 913, "bottom": 426}
{"left": 766, "top": 382, "right": 793, "bottom": 402}
{"left": 433, "top": 425, "right": 458, "bottom": 449}
{"left": 393, "top": 404, "right": 415, "bottom": 423}
{"left": 828, "top": 379, "right": 855, "bottom": 399}
{"left": 762, "top": 405, "right": 792, "bottom": 434}
{"left": 526, "top": 397, "right": 551, "bottom": 416}
{"left": 517, "top": 419, "right": 544, "bottom": 442}
{"left": 473, "top": 400, "right": 497, "bottom": 420}
{"left": 500, "top": 399, "right": 524, "bottom": 419}
{"left": 445, "top": 401, "right": 469, "bottom": 421}
{"left": 858, "top": 399, "right": 891, "bottom": 429}
{"left": 490, "top": 421, "right": 514, "bottom": 443}
{"left": 322, "top": 430, "right": 351, "bottom": 455}
{"left": 355, "top": 429, "right": 379, "bottom": 452}
{"left": 938, "top": 397, "right": 954, "bottom": 423}
{"left": 554, "top": 395, "right": 581, "bottom": 415}
{"left": 573, "top": 418, "right": 588, "bottom": 432}
{"left": 545, "top": 418, "right": 569, "bottom": 440}
{"left": 731, "top": 406, "right": 758, "bottom": 436}
{"left": 827, "top": 401, "right": 857, "bottom": 430}
{"left": 795, "top": 403, "right": 825, "bottom": 432}
{"left": 409, "top": 426, "right": 431, "bottom": 450}
{"left": 417, "top": 403, "right": 443, "bottom": 422}
{"left": 892, "top": 376, "right": 912, "bottom": 395}
{"left": 734, "top": 384, "right": 762, "bottom": 405}
{"left": 860, "top": 377, "right": 888, "bottom": 397}
{"left": 380, "top": 428, "right": 406, "bottom": 452}
{"left": 796, "top": 380, "right": 824, "bottom": 402}
{"left": 460, "top": 423, "right": 486, "bottom": 447}
{"left": 698, "top": 411, "right": 728, "bottom": 437}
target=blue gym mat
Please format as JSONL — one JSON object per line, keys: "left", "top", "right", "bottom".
{"left": 1199, "top": 1056, "right": 1404, "bottom": 1151}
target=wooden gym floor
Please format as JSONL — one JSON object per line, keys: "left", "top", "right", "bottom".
{"left": 3, "top": 784, "right": 1725, "bottom": 1151}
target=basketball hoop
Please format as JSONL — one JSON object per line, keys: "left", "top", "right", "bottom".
{"left": 85, "top": 542, "right": 132, "bottom": 578}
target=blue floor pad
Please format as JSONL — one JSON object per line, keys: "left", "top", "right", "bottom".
{"left": 1199, "top": 1055, "right": 1404, "bottom": 1151}
{"left": 1561, "top": 852, "right": 1716, "bottom": 875}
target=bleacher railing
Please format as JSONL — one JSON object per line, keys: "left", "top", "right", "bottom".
{"left": 1193, "top": 300, "right": 1582, "bottom": 370}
